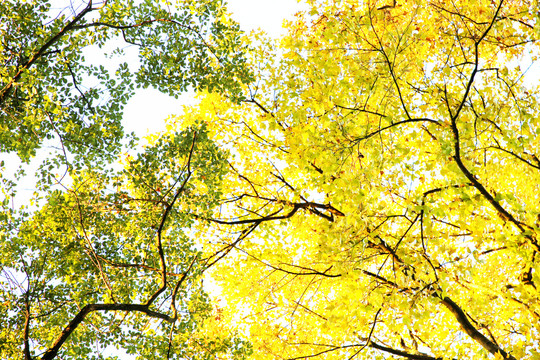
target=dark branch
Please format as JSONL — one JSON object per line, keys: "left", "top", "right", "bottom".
{"left": 438, "top": 297, "right": 516, "bottom": 360}
{"left": 369, "top": 341, "right": 446, "bottom": 360}
{"left": 354, "top": 118, "right": 440, "bottom": 143}
{"left": 348, "top": 308, "right": 381, "bottom": 359}
{"left": 487, "top": 146, "right": 540, "bottom": 170}
{"left": 24, "top": 292, "right": 32, "bottom": 360}
{"left": 146, "top": 131, "right": 197, "bottom": 306}
{"left": 448, "top": 0, "right": 538, "bottom": 251}
{"left": 203, "top": 222, "right": 261, "bottom": 270}
{"left": 41, "top": 303, "right": 174, "bottom": 360}
{"left": 171, "top": 257, "right": 197, "bottom": 319}
{"left": 0, "top": 1, "right": 95, "bottom": 104}
{"left": 334, "top": 104, "right": 388, "bottom": 118}
{"left": 206, "top": 199, "right": 344, "bottom": 225}
{"left": 288, "top": 340, "right": 448, "bottom": 360}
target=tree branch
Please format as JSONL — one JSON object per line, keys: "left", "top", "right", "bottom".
{"left": 23, "top": 292, "right": 32, "bottom": 360}
{"left": 438, "top": 297, "right": 516, "bottom": 360}
{"left": 41, "top": 303, "right": 175, "bottom": 360}
{"left": 170, "top": 257, "right": 197, "bottom": 319}
{"left": 288, "top": 340, "right": 448, "bottom": 360}
{"left": 448, "top": 0, "right": 538, "bottom": 250}
{"left": 206, "top": 198, "right": 344, "bottom": 225}
{"left": 369, "top": 341, "right": 446, "bottom": 360}
{"left": 354, "top": 118, "right": 440, "bottom": 143}
{"left": 487, "top": 145, "right": 540, "bottom": 170}
{"left": 146, "top": 131, "right": 197, "bottom": 306}
{"left": 348, "top": 308, "right": 381, "bottom": 359}
{"left": 0, "top": 1, "right": 95, "bottom": 104}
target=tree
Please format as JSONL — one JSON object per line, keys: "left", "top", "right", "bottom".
{"left": 193, "top": 0, "right": 540, "bottom": 359}
{"left": 0, "top": 0, "right": 252, "bottom": 359}
{"left": 5, "top": 0, "right": 540, "bottom": 359}
{"left": 0, "top": 0, "right": 251, "bottom": 163}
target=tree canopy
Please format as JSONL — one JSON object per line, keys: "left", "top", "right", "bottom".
{"left": 1, "top": 0, "right": 252, "bottom": 359}
{"left": 2, "top": 0, "right": 540, "bottom": 359}
{"left": 199, "top": 0, "right": 540, "bottom": 359}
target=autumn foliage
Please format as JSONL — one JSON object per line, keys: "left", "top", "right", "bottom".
{"left": 2, "top": 0, "right": 540, "bottom": 359}
{"left": 200, "top": 0, "right": 540, "bottom": 359}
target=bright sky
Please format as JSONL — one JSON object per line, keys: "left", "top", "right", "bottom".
{"left": 227, "top": 0, "right": 305, "bottom": 36}
{"left": 122, "top": 0, "right": 306, "bottom": 138}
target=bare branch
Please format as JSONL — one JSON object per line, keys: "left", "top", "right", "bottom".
{"left": 170, "top": 257, "right": 197, "bottom": 319}
{"left": 487, "top": 146, "right": 540, "bottom": 170}
{"left": 23, "top": 292, "right": 32, "bottom": 360}
{"left": 206, "top": 199, "right": 344, "bottom": 225}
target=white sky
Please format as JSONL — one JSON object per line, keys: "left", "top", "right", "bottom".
{"left": 226, "top": 0, "right": 305, "bottom": 36}
{"left": 122, "top": 0, "right": 306, "bottom": 138}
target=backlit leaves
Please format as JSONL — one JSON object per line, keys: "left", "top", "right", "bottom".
{"left": 200, "top": 0, "right": 540, "bottom": 359}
